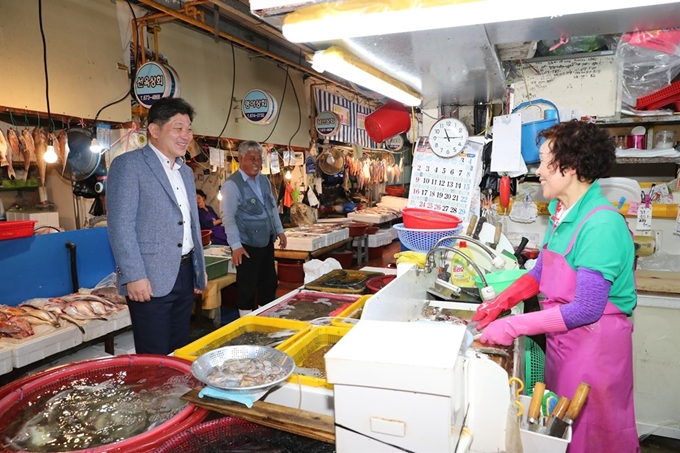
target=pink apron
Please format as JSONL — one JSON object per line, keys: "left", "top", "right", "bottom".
{"left": 540, "top": 206, "right": 639, "bottom": 453}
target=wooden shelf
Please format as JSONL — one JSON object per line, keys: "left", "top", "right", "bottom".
{"left": 0, "top": 186, "right": 39, "bottom": 191}
{"left": 615, "top": 156, "right": 680, "bottom": 164}
{"left": 595, "top": 115, "right": 680, "bottom": 126}
{"left": 498, "top": 199, "right": 679, "bottom": 219}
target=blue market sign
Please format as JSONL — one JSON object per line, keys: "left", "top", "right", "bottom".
{"left": 315, "top": 111, "right": 340, "bottom": 137}
{"left": 134, "top": 62, "right": 170, "bottom": 109}
{"left": 242, "top": 89, "right": 275, "bottom": 125}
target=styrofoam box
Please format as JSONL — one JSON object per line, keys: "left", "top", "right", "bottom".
{"left": 518, "top": 395, "right": 571, "bottom": 453}
{"left": 347, "top": 212, "right": 395, "bottom": 225}
{"left": 7, "top": 210, "right": 60, "bottom": 229}
{"left": 352, "top": 230, "right": 393, "bottom": 248}
{"left": 27, "top": 346, "right": 113, "bottom": 374}
{"left": 0, "top": 324, "right": 82, "bottom": 368}
{"left": 0, "top": 345, "right": 12, "bottom": 375}
{"left": 80, "top": 308, "right": 131, "bottom": 342}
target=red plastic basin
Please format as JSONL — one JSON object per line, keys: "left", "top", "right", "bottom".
{"left": 401, "top": 208, "right": 462, "bottom": 230}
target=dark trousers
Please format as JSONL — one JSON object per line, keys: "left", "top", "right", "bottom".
{"left": 236, "top": 240, "right": 278, "bottom": 310}
{"left": 127, "top": 260, "right": 194, "bottom": 355}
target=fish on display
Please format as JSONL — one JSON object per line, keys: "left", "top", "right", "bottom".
{"left": 0, "top": 129, "right": 9, "bottom": 170}
{"left": 19, "top": 129, "right": 34, "bottom": 180}
{"left": 57, "top": 129, "right": 69, "bottom": 172}
{"left": 6, "top": 128, "right": 20, "bottom": 179}
{"left": 6, "top": 378, "right": 191, "bottom": 451}
{"left": 33, "top": 127, "right": 48, "bottom": 187}
{"left": 0, "top": 310, "right": 34, "bottom": 339}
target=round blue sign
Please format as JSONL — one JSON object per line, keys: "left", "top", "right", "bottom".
{"left": 134, "top": 62, "right": 170, "bottom": 109}
{"left": 315, "top": 111, "right": 340, "bottom": 137}
{"left": 242, "top": 89, "right": 274, "bottom": 124}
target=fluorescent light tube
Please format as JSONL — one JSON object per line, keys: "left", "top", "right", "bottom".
{"left": 311, "top": 46, "right": 422, "bottom": 106}
{"left": 283, "top": 0, "right": 680, "bottom": 43}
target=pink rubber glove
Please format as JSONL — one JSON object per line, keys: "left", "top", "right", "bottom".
{"left": 479, "top": 307, "right": 567, "bottom": 346}
{"left": 471, "top": 274, "right": 540, "bottom": 330}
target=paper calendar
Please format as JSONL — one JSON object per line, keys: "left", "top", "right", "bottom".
{"left": 408, "top": 137, "right": 484, "bottom": 222}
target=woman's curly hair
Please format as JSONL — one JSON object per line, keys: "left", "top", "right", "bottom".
{"left": 537, "top": 120, "right": 615, "bottom": 183}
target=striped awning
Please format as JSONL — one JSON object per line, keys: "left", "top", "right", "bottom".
{"left": 314, "top": 87, "right": 380, "bottom": 149}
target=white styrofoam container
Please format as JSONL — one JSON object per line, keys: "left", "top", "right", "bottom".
{"left": 352, "top": 230, "right": 393, "bottom": 248}
{"left": 27, "top": 346, "right": 113, "bottom": 374}
{"left": 0, "top": 324, "right": 82, "bottom": 368}
{"left": 326, "top": 320, "right": 465, "bottom": 394}
{"left": 518, "top": 395, "right": 571, "bottom": 453}
{"left": 0, "top": 345, "right": 12, "bottom": 375}
{"left": 6, "top": 210, "right": 60, "bottom": 228}
{"left": 80, "top": 308, "right": 131, "bottom": 342}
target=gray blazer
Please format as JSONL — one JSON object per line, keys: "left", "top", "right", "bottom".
{"left": 107, "top": 145, "right": 206, "bottom": 297}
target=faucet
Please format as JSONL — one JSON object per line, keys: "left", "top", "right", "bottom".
{"left": 430, "top": 235, "right": 506, "bottom": 270}
{"left": 424, "top": 246, "right": 496, "bottom": 301}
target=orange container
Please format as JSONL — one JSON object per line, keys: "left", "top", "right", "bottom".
{"left": 401, "top": 208, "right": 462, "bottom": 229}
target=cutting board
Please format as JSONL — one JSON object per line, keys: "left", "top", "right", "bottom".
{"left": 635, "top": 270, "right": 680, "bottom": 295}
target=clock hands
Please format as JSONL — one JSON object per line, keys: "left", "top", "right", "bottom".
{"left": 444, "top": 129, "right": 451, "bottom": 141}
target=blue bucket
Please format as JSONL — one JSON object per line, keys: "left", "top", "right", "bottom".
{"left": 512, "top": 99, "right": 560, "bottom": 164}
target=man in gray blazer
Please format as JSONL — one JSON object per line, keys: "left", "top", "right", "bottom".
{"left": 107, "top": 97, "right": 206, "bottom": 355}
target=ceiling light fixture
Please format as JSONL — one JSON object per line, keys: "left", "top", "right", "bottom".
{"left": 311, "top": 46, "right": 422, "bottom": 106}
{"left": 283, "top": 0, "right": 679, "bottom": 43}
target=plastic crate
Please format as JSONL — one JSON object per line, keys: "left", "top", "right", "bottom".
{"left": 205, "top": 256, "right": 229, "bottom": 280}
{"left": 0, "top": 220, "right": 37, "bottom": 241}
{"left": 331, "top": 295, "right": 371, "bottom": 328}
{"left": 282, "top": 325, "right": 351, "bottom": 389}
{"left": 393, "top": 223, "right": 462, "bottom": 252}
{"left": 525, "top": 337, "right": 545, "bottom": 396}
{"left": 636, "top": 79, "right": 680, "bottom": 110}
{"left": 174, "top": 316, "right": 311, "bottom": 361}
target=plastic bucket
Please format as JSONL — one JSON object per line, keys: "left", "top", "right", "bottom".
{"left": 365, "top": 100, "right": 411, "bottom": 143}
{"left": 512, "top": 99, "right": 560, "bottom": 164}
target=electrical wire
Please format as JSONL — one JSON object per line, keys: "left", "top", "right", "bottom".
{"left": 261, "top": 67, "right": 289, "bottom": 143}
{"left": 286, "top": 67, "right": 302, "bottom": 151}
{"left": 90, "top": 1, "right": 138, "bottom": 124}
{"left": 217, "top": 40, "right": 236, "bottom": 138}
{"left": 38, "top": 0, "right": 52, "bottom": 129}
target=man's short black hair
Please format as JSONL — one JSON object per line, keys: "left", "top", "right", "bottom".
{"left": 148, "top": 98, "right": 195, "bottom": 127}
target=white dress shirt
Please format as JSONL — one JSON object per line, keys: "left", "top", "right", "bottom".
{"left": 150, "top": 143, "right": 194, "bottom": 255}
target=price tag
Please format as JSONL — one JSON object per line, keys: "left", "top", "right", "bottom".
{"left": 636, "top": 206, "right": 652, "bottom": 231}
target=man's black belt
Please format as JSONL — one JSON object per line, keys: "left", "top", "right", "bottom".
{"left": 180, "top": 254, "right": 191, "bottom": 265}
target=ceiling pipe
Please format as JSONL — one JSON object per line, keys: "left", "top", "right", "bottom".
{"left": 133, "top": 0, "right": 365, "bottom": 98}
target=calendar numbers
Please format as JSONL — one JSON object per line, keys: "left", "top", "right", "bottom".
{"left": 407, "top": 138, "right": 481, "bottom": 222}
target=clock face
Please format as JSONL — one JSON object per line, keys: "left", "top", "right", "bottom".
{"left": 428, "top": 118, "right": 469, "bottom": 158}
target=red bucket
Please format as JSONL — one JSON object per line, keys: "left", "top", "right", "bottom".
{"left": 365, "top": 100, "right": 411, "bottom": 143}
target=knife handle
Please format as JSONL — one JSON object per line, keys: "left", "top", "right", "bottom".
{"left": 472, "top": 217, "right": 486, "bottom": 240}
{"left": 527, "top": 382, "right": 546, "bottom": 423}
{"left": 565, "top": 382, "right": 590, "bottom": 423}
{"left": 547, "top": 396, "right": 570, "bottom": 427}
{"left": 466, "top": 215, "right": 478, "bottom": 237}
{"left": 493, "top": 223, "right": 502, "bottom": 245}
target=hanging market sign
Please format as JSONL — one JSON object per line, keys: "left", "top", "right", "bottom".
{"left": 384, "top": 134, "right": 405, "bottom": 151}
{"left": 242, "top": 89, "right": 277, "bottom": 125}
{"left": 133, "top": 61, "right": 180, "bottom": 109}
{"left": 315, "top": 111, "right": 341, "bottom": 137}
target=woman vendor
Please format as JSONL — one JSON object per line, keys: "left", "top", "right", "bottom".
{"left": 472, "top": 120, "right": 639, "bottom": 452}
{"left": 196, "top": 189, "right": 229, "bottom": 246}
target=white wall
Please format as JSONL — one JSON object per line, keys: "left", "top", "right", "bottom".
{"left": 152, "top": 21, "right": 310, "bottom": 146}
{"left": 0, "top": 0, "right": 130, "bottom": 122}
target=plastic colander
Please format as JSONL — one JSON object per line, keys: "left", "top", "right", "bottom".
{"left": 393, "top": 223, "right": 463, "bottom": 252}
